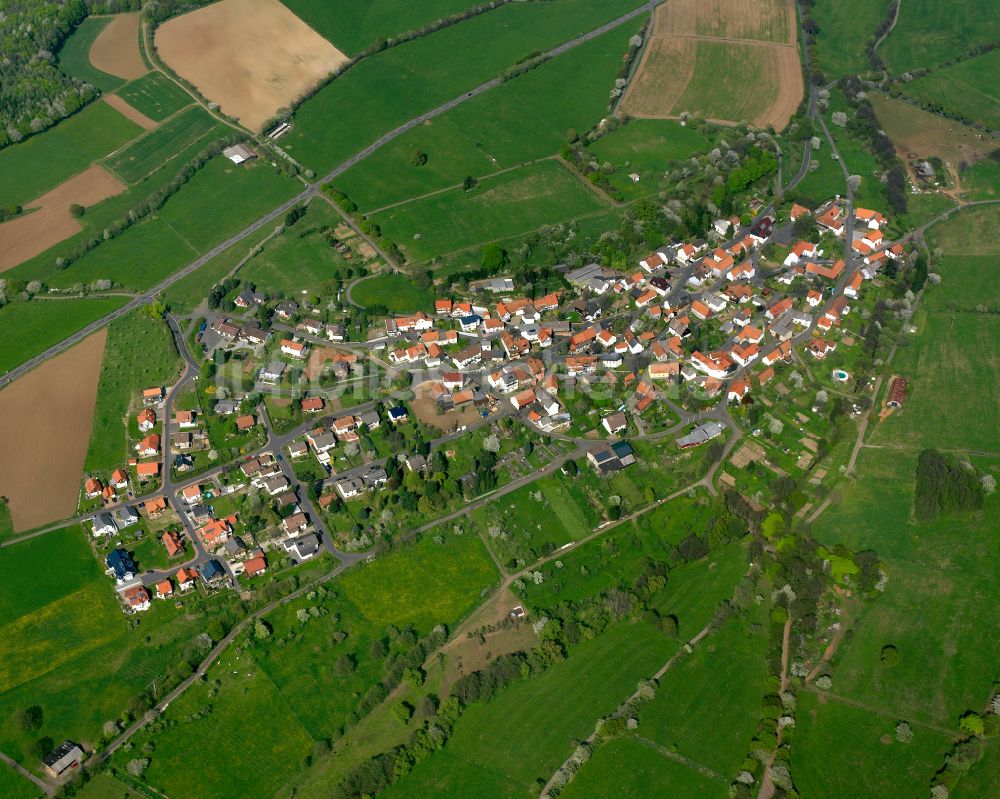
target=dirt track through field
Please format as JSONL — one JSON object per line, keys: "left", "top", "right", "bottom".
{"left": 103, "top": 94, "right": 157, "bottom": 130}
{"left": 155, "top": 0, "right": 349, "bottom": 130}
{"left": 0, "top": 330, "right": 107, "bottom": 531}
{"left": 0, "top": 165, "right": 125, "bottom": 273}
{"left": 89, "top": 12, "right": 147, "bottom": 80}
{"left": 623, "top": 0, "right": 802, "bottom": 129}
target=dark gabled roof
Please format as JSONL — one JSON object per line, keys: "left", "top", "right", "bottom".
{"left": 200, "top": 559, "right": 224, "bottom": 580}
{"left": 106, "top": 548, "right": 135, "bottom": 579}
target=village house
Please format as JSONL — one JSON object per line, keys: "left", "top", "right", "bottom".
{"left": 243, "top": 555, "right": 267, "bottom": 577}
{"left": 176, "top": 568, "right": 198, "bottom": 591}
{"left": 280, "top": 339, "right": 309, "bottom": 359}
{"left": 142, "top": 387, "right": 164, "bottom": 406}
{"left": 136, "top": 462, "right": 160, "bottom": 483}
{"left": 122, "top": 585, "right": 151, "bottom": 612}
{"left": 137, "top": 408, "right": 156, "bottom": 433}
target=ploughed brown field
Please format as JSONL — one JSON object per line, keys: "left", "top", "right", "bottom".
{"left": 622, "top": 0, "right": 803, "bottom": 130}
{"left": 0, "top": 330, "right": 107, "bottom": 531}
{"left": 0, "top": 164, "right": 125, "bottom": 273}
{"left": 155, "top": 0, "right": 349, "bottom": 130}
{"left": 102, "top": 94, "right": 157, "bottom": 130}
{"left": 89, "top": 11, "right": 147, "bottom": 80}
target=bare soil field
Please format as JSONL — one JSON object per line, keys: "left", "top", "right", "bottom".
{"left": 0, "top": 330, "right": 107, "bottom": 531}
{"left": 102, "top": 94, "right": 157, "bottom": 130}
{"left": 0, "top": 165, "right": 125, "bottom": 272}
{"left": 869, "top": 91, "right": 998, "bottom": 167}
{"left": 623, "top": 0, "right": 802, "bottom": 129}
{"left": 155, "top": 0, "right": 349, "bottom": 130}
{"left": 411, "top": 380, "right": 485, "bottom": 432}
{"left": 89, "top": 11, "right": 147, "bottom": 80}
{"left": 655, "top": 0, "right": 797, "bottom": 44}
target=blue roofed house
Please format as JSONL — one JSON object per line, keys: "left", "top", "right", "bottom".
{"left": 106, "top": 549, "right": 137, "bottom": 583}
{"left": 388, "top": 406, "right": 409, "bottom": 425}
{"left": 200, "top": 559, "right": 225, "bottom": 583}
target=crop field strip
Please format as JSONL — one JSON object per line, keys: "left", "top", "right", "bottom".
{"left": 57, "top": 16, "right": 127, "bottom": 93}
{"left": 0, "top": 100, "right": 144, "bottom": 209}
{"left": 620, "top": 0, "right": 803, "bottom": 129}
{"left": 113, "top": 71, "right": 194, "bottom": 122}
{"left": 104, "top": 106, "right": 228, "bottom": 184}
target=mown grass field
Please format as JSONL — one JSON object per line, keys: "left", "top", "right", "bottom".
{"left": 49, "top": 217, "right": 197, "bottom": 292}
{"left": 104, "top": 106, "right": 229, "bottom": 184}
{"left": 870, "top": 206, "right": 1000, "bottom": 451}
{"left": 85, "top": 311, "right": 180, "bottom": 473}
{"left": 793, "top": 691, "right": 954, "bottom": 798}
{"left": 902, "top": 49, "right": 1000, "bottom": 130}
{"left": 57, "top": 17, "right": 126, "bottom": 93}
{"left": 812, "top": 0, "right": 890, "bottom": 78}
{"left": 283, "top": 0, "right": 643, "bottom": 172}
{"left": 0, "top": 101, "right": 142, "bottom": 207}
{"left": 384, "top": 543, "right": 745, "bottom": 798}
{"left": 281, "top": 0, "right": 484, "bottom": 55}
{"left": 561, "top": 737, "right": 728, "bottom": 799}
{"left": 330, "top": 20, "right": 641, "bottom": 210}
{"left": 350, "top": 273, "right": 434, "bottom": 313}
{"left": 0, "top": 297, "right": 128, "bottom": 376}
{"left": 114, "top": 72, "right": 193, "bottom": 121}
{"left": 881, "top": 0, "right": 1000, "bottom": 73}
{"left": 371, "top": 159, "right": 607, "bottom": 262}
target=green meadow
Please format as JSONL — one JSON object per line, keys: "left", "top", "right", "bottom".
{"left": 350, "top": 273, "right": 434, "bottom": 314}
{"left": 57, "top": 17, "right": 127, "bottom": 93}
{"left": 881, "top": 0, "right": 1000, "bottom": 73}
{"left": 0, "top": 297, "right": 128, "bottom": 376}
{"left": 870, "top": 205, "right": 1000, "bottom": 451}
{"left": 284, "top": 0, "right": 644, "bottom": 173}
{"left": 384, "top": 621, "right": 676, "bottom": 798}
{"left": 281, "top": 0, "right": 484, "bottom": 55}
{"left": 236, "top": 200, "right": 348, "bottom": 296}
{"left": 587, "top": 119, "right": 711, "bottom": 198}
{"left": 793, "top": 692, "right": 954, "bottom": 798}
{"left": 812, "top": 0, "right": 891, "bottom": 78}
{"left": 48, "top": 217, "right": 197, "bottom": 292}
{"left": 0, "top": 101, "right": 142, "bottom": 207}
{"left": 117, "top": 532, "right": 499, "bottom": 799}
{"left": 371, "top": 159, "right": 608, "bottom": 261}
{"left": 114, "top": 72, "right": 192, "bottom": 121}
{"left": 0, "top": 525, "right": 240, "bottom": 764}
{"left": 85, "top": 311, "right": 181, "bottom": 473}
{"left": 903, "top": 48, "right": 1000, "bottom": 131}
{"left": 330, "top": 20, "right": 642, "bottom": 210}
{"left": 562, "top": 737, "right": 728, "bottom": 799}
